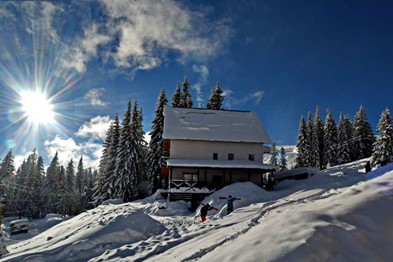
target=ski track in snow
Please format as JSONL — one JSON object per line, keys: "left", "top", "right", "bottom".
{"left": 95, "top": 183, "right": 353, "bottom": 262}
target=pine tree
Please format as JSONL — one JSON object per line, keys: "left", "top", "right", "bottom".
{"left": 313, "top": 106, "right": 324, "bottom": 169}
{"left": 278, "top": 147, "right": 287, "bottom": 171}
{"left": 147, "top": 89, "right": 168, "bottom": 195}
{"left": 207, "top": 82, "right": 224, "bottom": 110}
{"left": 132, "top": 101, "right": 147, "bottom": 197}
{"left": 323, "top": 110, "right": 338, "bottom": 168}
{"left": 75, "top": 157, "right": 84, "bottom": 213}
{"left": 44, "top": 152, "right": 61, "bottom": 213}
{"left": 343, "top": 115, "right": 356, "bottom": 162}
{"left": 270, "top": 143, "right": 279, "bottom": 166}
{"left": 0, "top": 149, "right": 15, "bottom": 181}
{"left": 75, "top": 157, "right": 84, "bottom": 194}
{"left": 172, "top": 82, "right": 181, "bottom": 107}
{"left": 371, "top": 108, "right": 393, "bottom": 165}
{"left": 35, "top": 156, "right": 45, "bottom": 218}
{"left": 58, "top": 165, "right": 66, "bottom": 216}
{"left": 296, "top": 115, "right": 309, "bottom": 167}
{"left": 65, "top": 159, "right": 76, "bottom": 215}
{"left": 353, "top": 106, "right": 375, "bottom": 160}
{"left": 114, "top": 100, "right": 139, "bottom": 202}
{"left": 0, "top": 149, "right": 15, "bottom": 213}
{"left": 337, "top": 113, "right": 351, "bottom": 165}
{"left": 181, "top": 76, "right": 193, "bottom": 108}
{"left": 306, "top": 112, "right": 316, "bottom": 167}
{"left": 94, "top": 114, "right": 122, "bottom": 206}
{"left": 23, "top": 149, "right": 38, "bottom": 218}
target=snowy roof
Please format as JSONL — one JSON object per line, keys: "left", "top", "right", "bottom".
{"left": 163, "top": 105, "right": 272, "bottom": 143}
{"left": 166, "top": 158, "right": 276, "bottom": 170}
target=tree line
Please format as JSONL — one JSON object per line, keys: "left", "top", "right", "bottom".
{"left": 295, "top": 106, "right": 393, "bottom": 169}
{"left": 0, "top": 149, "right": 97, "bottom": 219}
{"left": 0, "top": 76, "right": 226, "bottom": 218}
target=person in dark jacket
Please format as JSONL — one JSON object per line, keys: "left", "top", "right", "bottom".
{"left": 365, "top": 161, "right": 371, "bottom": 173}
{"left": 200, "top": 203, "right": 218, "bottom": 222}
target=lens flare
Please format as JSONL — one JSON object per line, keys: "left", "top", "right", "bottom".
{"left": 20, "top": 90, "right": 56, "bottom": 125}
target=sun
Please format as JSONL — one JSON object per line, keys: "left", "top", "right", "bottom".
{"left": 20, "top": 90, "right": 56, "bottom": 125}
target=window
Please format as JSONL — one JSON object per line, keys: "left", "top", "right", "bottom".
{"left": 184, "top": 173, "right": 198, "bottom": 182}
{"left": 248, "top": 154, "right": 255, "bottom": 161}
{"left": 213, "top": 153, "right": 218, "bottom": 160}
{"left": 228, "top": 153, "right": 234, "bottom": 160}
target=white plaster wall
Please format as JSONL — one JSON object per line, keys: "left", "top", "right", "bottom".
{"left": 170, "top": 140, "right": 265, "bottom": 162}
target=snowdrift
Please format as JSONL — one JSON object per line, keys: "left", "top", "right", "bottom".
{"left": 4, "top": 204, "right": 167, "bottom": 261}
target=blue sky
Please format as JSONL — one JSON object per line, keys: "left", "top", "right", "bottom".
{"left": 0, "top": 0, "right": 392, "bottom": 168}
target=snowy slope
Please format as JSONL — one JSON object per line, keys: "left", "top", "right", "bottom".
{"left": 3, "top": 159, "right": 393, "bottom": 261}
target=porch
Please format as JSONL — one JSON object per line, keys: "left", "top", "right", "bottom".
{"left": 160, "top": 159, "right": 276, "bottom": 207}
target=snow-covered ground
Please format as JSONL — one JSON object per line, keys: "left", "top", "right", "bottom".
{"left": 2, "top": 158, "right": 393, "bottom": 261}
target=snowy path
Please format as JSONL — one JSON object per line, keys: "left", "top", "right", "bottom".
{"left": 92, "top": 180, "right": 364, "bottom": 262}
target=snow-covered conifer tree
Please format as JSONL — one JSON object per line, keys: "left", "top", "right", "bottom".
{"left": 114, "top": 100, "right": 139, "bottom": 202}
{"left": 147, "top": 89, "right": 168, "bottom": 195}
{"left": 306, "top": 112, "right": 317, "bottom": 167}
{"left": 207, "top": 82, "right": 224, "bottom": 110}
{"left": 132, "top": 101, "right": 147, "bottom": 196}
{"left": 371, "top": 108, "right": 393, "bottom": 165}
{"left": 323, "top": 110, "right": 338, "bottom": 168}
{"left": 181, "top": 76, "right": 193, "bottom": 108}
{"left": 0, "top": 149, "right": 15, "bottom": 181}
{"left": 337, "top": 113, "right": 351, "bottom": 165}
{"left": 65, "top": 159, "right": 76, "bottom": 215}
{"left": 94, "top": 118, "right": 115, "bottom": 206}
{"left": 296, "top": 115, "right": 310, "bottom": 167}
{"left": 353, "top": 106, "right": 375, "bottom": 160}
{"left": 313, "top": 106, "right": 324, "bottom": 169}
{"left": 0, "top": 149, "right": 15, "bottom": 212}
{"left": 44, "top": 152, "right": 61, "bottom": 213}
{"left": 172, "top": 82, "right": 181, "bottom": 107}
{"left": 74, "top": 157, "right": 84, "bottom": 213}
{"left": 76, "top": 157, "right": 84, "bottom": 194}
{"left": 342, "top": 115, "right": 355, "bottom": 162}
{"left": 103, "top": 114, "right": 120, "bottom": 199}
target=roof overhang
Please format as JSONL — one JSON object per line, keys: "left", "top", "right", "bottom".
{"left": 166, "top": 159, "right": 276, "bottom": 170}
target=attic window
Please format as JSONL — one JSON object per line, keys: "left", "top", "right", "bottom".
{"left": 228, "top": 153, "right": 234, "bottom": 160}
{"left": 249, "top": 154, "right": 255, "bottom": 161}
{"left": 213, "top": 153, "right": 218, "bottom": 160}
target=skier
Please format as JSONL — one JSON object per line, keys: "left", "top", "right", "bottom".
{"left": 219, "top": 195, "right": 241, "bottom": 215}
{"left": 200, "top": 203, "right": 218, "bottom": 222}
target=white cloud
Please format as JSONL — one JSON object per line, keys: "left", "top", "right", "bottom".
{"left": 64, "top": 0, "right": 230, "bottom": 75}
{"left": 44, "top": 115, "right": 112, "bottom": 168}
{"left": 44, "top": 136, "right": 102, "bottom": 169}
{"left": 63, "top": 23, "right": 112, "bottom": 73}
{"left": 13, "top": 152, "right": 32, "bottom": 171}
{"left": 223, "top": 90, "right": 265, "bottom": 109}
{"left": 20, "top": 2, "right": 64, "bottom": 44}
{"left": 192, "top": 64, "right": 210, "bottom": 107}
{"left": 76, "top": 115, "right": 112, "bottom": 140}
{"left": 85, "top": 88, "right": 109, "bottom": 107}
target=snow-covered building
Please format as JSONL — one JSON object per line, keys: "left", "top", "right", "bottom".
{"left": 161, "top": 105, "right": 275, "bottom": 196}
